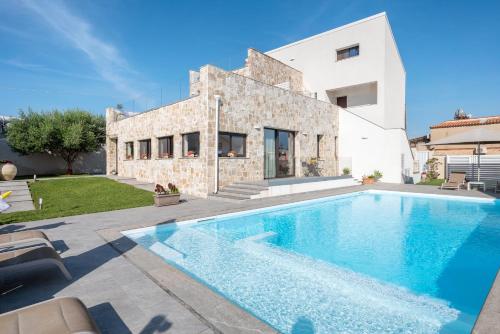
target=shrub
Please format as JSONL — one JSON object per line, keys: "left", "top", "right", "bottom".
{"left": 342, "top": 167, "right": 351, "bottom": 176}
{"left": 426, "top": 158, "right": 441, "bottom": 179}
{"left": 373, "top": 170, "right": 383, "bottom": 181}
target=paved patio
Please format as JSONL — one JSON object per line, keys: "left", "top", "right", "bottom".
{"left": 1, "top": 184, "right": 498, "bottom": 333}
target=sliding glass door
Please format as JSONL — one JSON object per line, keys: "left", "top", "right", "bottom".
{"left": 264, "top": 128, "right": 295, "bottom": 179}
{"left": 264, "top": 129, "right": 276, "bottom": 179}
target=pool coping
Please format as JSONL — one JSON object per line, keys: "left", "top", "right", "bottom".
{"left": 97, "top": 226, "right": 277, "bottom": 334}
{"left": 97, "top": 186, "right": 499, "bottom": 333}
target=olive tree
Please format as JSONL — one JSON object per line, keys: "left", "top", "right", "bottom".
{"left": 6, "top": 109, "right": 105, "bottom": 174}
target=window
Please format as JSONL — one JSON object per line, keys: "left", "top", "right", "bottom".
{"left": 158, "top": 136, "right": 173, "bottom": 158}
{"left": 139, "top": 139, "right": 151, "bottom": 159}
{"left": 219, "top": 132, "right": 246, "bottom": 157}
{"left": 317, "top": 135, "right": 323, "bottom": 159}
{"left": 337, "top": 45, "right": 359, "bottom": 61}
{"left": 336, "top": 96, "right": 347, "bottom": 108}
{"left": 125, "top": 142, "right": 134, "bottom": 160}
{"left": 182, "top": 132, "right": 200, "bottom": 157}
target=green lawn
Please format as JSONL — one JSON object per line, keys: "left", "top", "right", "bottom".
{"left": 0, "top": 178, "right": 153, "bottom": 225}
{"left": 417, "top": 178, "right": 445, "bottom": 186}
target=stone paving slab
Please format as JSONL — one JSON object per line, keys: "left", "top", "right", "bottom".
{"left": 0, "top": 180, "right": 35, "bottom": 213}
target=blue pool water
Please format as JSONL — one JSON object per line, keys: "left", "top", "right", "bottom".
{"left": 124, "top": 191, "right": 500, "bottom": 333}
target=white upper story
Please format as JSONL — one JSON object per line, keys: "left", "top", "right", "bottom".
{"left": 266, "top": 12, "right": 406, "bottom": 130}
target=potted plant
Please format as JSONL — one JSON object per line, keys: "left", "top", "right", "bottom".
{"left": 0, "top": 160, "right": 17, "bottom": 181}
{"left": 362, "top": 170, "right": 383, "bottom": 185}
{"left": 342, "top": 167, "right": 351, "bottom": 176}
{"left": 154, "top": 183, "right": 180, "bottom": 206}
{"left": 227, "top": 150, "right": 237, "bottom": 157}
{"left": 362, "top": 175, "right": 375, "bottom": 185}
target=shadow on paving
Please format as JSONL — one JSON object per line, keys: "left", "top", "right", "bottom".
{"left": 89, "top": 303, "right": 172, "bottom": 334}
{"left": 0, "top": 221, "right": 68, "bottom": 233}
{"left": 0, "top": 228, "right": 174, "bottom": 334}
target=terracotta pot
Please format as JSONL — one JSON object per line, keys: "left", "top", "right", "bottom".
{"left": 0, "top": 163, "right": 17, "bottom": 181}
{"left": 154, "top": 193, "right": 180, "bottom": 207}
{"left": 362, "top": 177, "right": 375, "bottom": 185}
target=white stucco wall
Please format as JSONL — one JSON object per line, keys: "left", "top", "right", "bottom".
{"left": 267, "top": 12, "right": 413, "bottom": 183}
{"left": 338, "top": 110, "right": 414, "bottom": 183}
{"left": 267, "top": 13, "right": 390, "bottom": 128}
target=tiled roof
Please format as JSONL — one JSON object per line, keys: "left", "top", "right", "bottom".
{"left": 430, "top": 116, "right": 500, "bottom": 129}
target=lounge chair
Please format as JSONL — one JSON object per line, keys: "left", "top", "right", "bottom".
{"left": 0, "top": 297, "right": 100, "bottom": 334}
{"left": 0, "top": 246, "right": 72, "bottom": 281}
{"left": 0, "top": 230, "right": 53, "bottom": 250}
{"left": 440, "top": 172, "right": 466, "bottom": 190}
{"left": 496, "top": 181, "right": 500, "bottom": 193}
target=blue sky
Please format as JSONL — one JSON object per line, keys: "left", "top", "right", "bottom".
{"left": 0, "top": 0, "right": 499, "bottom": 137}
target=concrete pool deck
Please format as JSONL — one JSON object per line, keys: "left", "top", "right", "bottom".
{"left": 1, "top": 183, "right": 499, "bottom": 333}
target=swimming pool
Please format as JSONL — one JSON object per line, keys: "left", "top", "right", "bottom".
{"left": 124, "top": 190, "right": 500, "bottom": 333}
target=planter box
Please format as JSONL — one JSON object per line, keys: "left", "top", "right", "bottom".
{"left": 362, "top": 178, "right": 375, "bottom": 185}
{"left": 154, "top": 193, "right": 180, "bottom": 207}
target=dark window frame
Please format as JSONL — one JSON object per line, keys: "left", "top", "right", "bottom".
{"left": 125, "top": 141, "right": 134, "bottom": 160}
{"left": 317, "top": 134, "right": 324, "bottom": 159}
{"left": 336, "top": 96, "right": 347, "bottom": 108}
{"left": 138, "top": 139, "right": 151, "bottom": 160}
{"left": 158, "top": 136, "right": 174, "bottom": 159}
{"left": 336, "top": 45, "right": 359, "bottom": 61}
{"left": 218, "top": 132, "right": 247, "bottom": 157}
{"left": 182, "top": 132, "right": 200, "bottom": 158}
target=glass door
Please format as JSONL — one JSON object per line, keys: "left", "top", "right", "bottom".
{"left": 277, "top": 130, "right": 294, "bottom": 178}
{"left": 264, "top": 128, "right": 295, "bottom": 179}
{"left": 264, "top": 128, "right": 276, "bottom": 179}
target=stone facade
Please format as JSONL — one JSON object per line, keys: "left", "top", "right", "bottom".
{"left": 106, "top": 49, "right": 339, "bottom": 198}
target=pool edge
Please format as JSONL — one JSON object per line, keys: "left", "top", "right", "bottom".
{"left": 97, "top": 227, "right": 278, "bottom": 334}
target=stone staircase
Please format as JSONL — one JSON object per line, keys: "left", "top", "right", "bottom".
{"left": 210, "top": 181, "right": 269, "bottom": 201}
{"left": 108, "top": 176, "right": 155, "bottom": 192}
{"left": 210, "top": 176, "right": 359, "bottom": 201}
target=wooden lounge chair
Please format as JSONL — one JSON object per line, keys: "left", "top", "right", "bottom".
{"left": 0, "top": 246, "right": 72, "bottom": 281}
{"left": 0, "top": 230, "right": 53, "bottom": 250}
{"left": 0, "top": 297, "right": 100, "bottom": 334}
{"left": 440, "top": 172, "right": 466, "bottom": 190}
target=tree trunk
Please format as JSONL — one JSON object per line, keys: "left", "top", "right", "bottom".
{"left": 63, "top": 152, "right": 78, "bottom": 175}
{"left": 66, "top": 160, "right": 73, "bottom": 175}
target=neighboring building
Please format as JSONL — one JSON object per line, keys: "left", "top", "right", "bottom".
{"left": 429, "top": 116, "right": 500, "bottom": 155}
{"left": 410, "top": 115, "right": 500, "bottom": 179}
{"left": 106, "top": 12, "right": 413, "bottom": 197}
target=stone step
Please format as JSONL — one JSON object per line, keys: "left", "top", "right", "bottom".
{"left": 207, "top": 194, "right": 243, "bottom": 203}
{"left": 220, "top": 186, "right": 262, "bottom": 195}
{"left": 229, "top": 183, "right": 269, "bottom": 191}
{"left": 213, "top": 191, "right": 252, "bottom": 200}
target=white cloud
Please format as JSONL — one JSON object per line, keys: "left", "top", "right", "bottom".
{"left": 19, "top": 0, "right": 153, "bottom": 107}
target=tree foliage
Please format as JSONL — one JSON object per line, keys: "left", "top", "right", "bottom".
{"left": 6, "top": 109, "right": 105, "bottom": 174}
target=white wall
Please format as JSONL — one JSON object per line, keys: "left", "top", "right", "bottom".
{"left": 267, "top": 12, "right": 413, "bottom": 183}
{"left": 267, "top": 13, "right": 388, "bottom": 128}
{"left": 338, "top": 110, "right": 414, "bottom": 183}
{"left": 384, "top": 22, "right": 406, "bottom": 130}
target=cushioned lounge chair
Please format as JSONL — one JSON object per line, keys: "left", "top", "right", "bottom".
{"left": 440, "top": 172, "right": 466, "bottom": 190}
{"left": 0, "top": 230, "right": 53, "bottom": 250}
{"left": 0, "top": 297, "right": 100, "bottom": 334}
{"left": 0, "top": 246, "right": 71, "bottom": 281}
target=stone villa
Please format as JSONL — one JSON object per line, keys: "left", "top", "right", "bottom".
{"left": 106, "top": 12, "right": 413, "bottom": 197}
